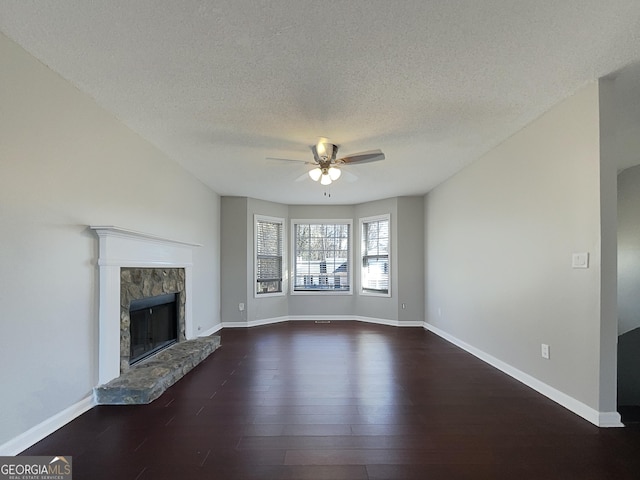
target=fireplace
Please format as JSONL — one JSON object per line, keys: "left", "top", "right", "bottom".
{"left": 91, "top": 226, "right": 200, "bottom": 385}
{"left": 129, "top": 292, "right": 179, "bottom": 365}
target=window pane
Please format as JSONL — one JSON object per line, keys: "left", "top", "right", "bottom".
{"left": 257, "top": 280, "right": 281, "bottom": 294}
{"left": 294, "top": 222, "right": 350, "bottom": 292}
{"left": 361, "top": 218, "right": 389, "bottom": 294}
{"left": 257, "top": 256, "right": 281, "bottom": 278}
{"left": 310, "top": 224, "right": 324, "bottom": 237}
{"left": 256, "top": 218, "right": 283, "bottom": 294}
{"left": 362, "top": 256, "right": 389, "bottom": 292}
{"left": 378, "top": 238, "right": 389, "bottom": 254}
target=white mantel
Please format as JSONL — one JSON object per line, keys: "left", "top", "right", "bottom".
{"left": 91, "top": 226, "right": 201, "bottom": 385}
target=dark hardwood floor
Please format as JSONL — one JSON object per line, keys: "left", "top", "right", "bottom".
{"left": 21, "top": 321, "right": 640, "bottom": 479}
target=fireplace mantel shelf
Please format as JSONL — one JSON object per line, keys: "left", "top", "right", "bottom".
{"left": 90, "top": 225, "right": 202, "bottom": 248}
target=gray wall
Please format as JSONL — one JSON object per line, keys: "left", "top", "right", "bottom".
{"left": 0, "top": 33, "right": 221, "bottom": 447}
{"left": 219, "top": 197, "right": 425, "bottom": 323}
{"left": 220, "top": 197, "right": 249, "bottom": 323}
{"left": 425, "top": 83, "right": 608, "bottom": 411}
{"left": 598, "top": 78, "right": 621, "bottom": 413}
{"left": 397, "top": 197, "right": 425, "bottom": 322}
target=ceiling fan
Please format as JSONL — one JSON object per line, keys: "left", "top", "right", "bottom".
{"left": 269, "top": 140, "right": 385, "bottom": 186}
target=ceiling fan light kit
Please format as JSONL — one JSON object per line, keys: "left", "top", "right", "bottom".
{"left": 308, "top": 167, "right": 323, "bottom": 181}
{"left": 308, "top": 166, "right": 342, "bottom": 186}
{"left": 328, "top": 167, "right": 341, "bottom": 181}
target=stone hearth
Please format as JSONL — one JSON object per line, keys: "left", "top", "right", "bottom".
{"left": 94, "top": 335, "right": 221, "bottom": 405}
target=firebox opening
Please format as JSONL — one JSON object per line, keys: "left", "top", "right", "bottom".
{"left": 129, "top": 293, "right": 178, "bottom": 366}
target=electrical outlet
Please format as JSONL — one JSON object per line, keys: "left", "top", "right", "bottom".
{"left": 541, "top": 343, "right": 550, "bottom": 359}
{"left": 238, "top": 303, "right": 245, "bottom": 311}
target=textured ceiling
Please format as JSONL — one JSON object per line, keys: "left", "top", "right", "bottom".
{"left": 2, "top": 1, "right": 640, "bottom": 204}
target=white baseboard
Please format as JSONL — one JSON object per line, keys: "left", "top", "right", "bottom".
{"left": 198, "top": 323, "right": 223, "bottom": 336}
{"left": 599, "top": 411, "right": 625, "bottom": 428}
{"left": 354, "top": 316, "right": 423, "bottom": 327}
{"left": 423, "top": 322, "right": 623, "bottom": 428}
{"left": 246, "top": 316, "right": 290, "bottom": 328}
{"left": 219, "top": 315, "right": 420, "bottom": 328}
{"left": 220, "top": 316, "right": 290, "bottom": 329}
{"left": 290, "top": 315, "right": 423, "bottom": 327}
{"left": 289, "top": 315, "right": 357, "bottom": 322}
{"left": 219, "top": 320, "right": 249, "bottom": 328}
{"left": 0, "top": 395, "right": 94, "bottom": 456}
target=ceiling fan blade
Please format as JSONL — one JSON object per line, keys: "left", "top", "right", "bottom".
{"left": 341, "top": 169, "right": 359, "bottom": 182}
{"left": 266, "top": 157, "right": 310, "bottom": 165}
{"left": 294, "top": 171, "right": 310, "bottom": 182}
{"left": 338, "top": 150, "right": 385, "bottom": 164}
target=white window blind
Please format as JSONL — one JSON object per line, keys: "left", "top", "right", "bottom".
{"left": 361, "top": 216, "right": 389, "bottom": 295}
{"left": 293, "top": 222, "right": 351, "bottom": 292}
{"left": 256, "top": 217, "right": 283, "bottom": 294}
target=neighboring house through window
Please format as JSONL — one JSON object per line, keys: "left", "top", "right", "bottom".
{"left": 361, "top": 214, "right": 390, "bottom": 296}
{"left": 255, "top": 215, "right": 284, "bottom": 295}
{"left": 292, "top": 220, "right": 352, "bottom": 293}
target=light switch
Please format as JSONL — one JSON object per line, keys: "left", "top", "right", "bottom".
{"left": 541, "top": 343, "right": 550, "bottom": 359}
{"left": 572, "top": 252, "right": 589, "bottom": 269}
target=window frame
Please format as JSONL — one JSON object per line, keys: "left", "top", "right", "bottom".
{"left": 290, "top": 219, "right": 353, "bottom": 296}
{"left": 359, "top": 214, "right": 391, "bottom": 297}
{"left": 254, "top": 214, "right": 286, "bottom": 298}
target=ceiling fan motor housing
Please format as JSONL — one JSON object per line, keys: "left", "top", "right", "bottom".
{"left": 312, "top": 142, "right": 339, "bottom": 164}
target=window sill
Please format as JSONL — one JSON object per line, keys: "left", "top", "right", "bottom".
{"left": 291, "top": 290, "right": 353, "bottom": 296}
{"left": 360, "top": 290, "right": 391, "bottom": 298}
{"left": 255, "top": 291, "right": 286, "bottom": 298}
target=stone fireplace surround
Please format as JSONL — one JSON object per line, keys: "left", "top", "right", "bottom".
{"left": 91, "top": 226, "right": 200, "bottom": 385}
{"left": 120, "top": 267, "right": 186, "bottom": 372}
